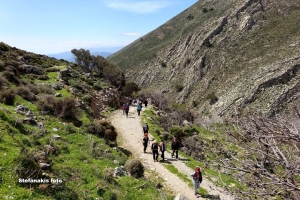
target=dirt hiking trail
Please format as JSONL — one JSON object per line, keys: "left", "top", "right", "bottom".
{"left": 110, "top": 106, "right": 234, "bottom": 200}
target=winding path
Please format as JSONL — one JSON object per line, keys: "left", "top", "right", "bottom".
{"left": 110, "top": 106, "right": 234, "bottom": 200}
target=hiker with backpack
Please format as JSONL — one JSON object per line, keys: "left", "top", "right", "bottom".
{"left": 151, "top": 140, "right": 159, "bottom": 162}
{"left": 142, "top": 123, "right": 149, "bottom": 137}
{"left": 142, "top": 134, "right": 149, "bottom": 153}
{"left": 159, "top": 139, "right": 166, "bottom": 162}
{"left": 137, "top": 103, "right": 142, "bottom": 116}
{"left": 171, "top": 137, "right": 180, "bottom": 159}
{"left": 122, "top": 104, "right": 126, "bottom": 115}
{"left": 190, "top": 166, "right": 202, "bottom": 197}
{"left": 124, "top": 102, "right": 130, "bottom": 118}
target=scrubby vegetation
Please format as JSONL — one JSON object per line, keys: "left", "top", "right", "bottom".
{"left": 140, "top": 89, "right": 300, "bottom": 199}
{"left": 0, "top": 43, "right": 174, "bottom": 199}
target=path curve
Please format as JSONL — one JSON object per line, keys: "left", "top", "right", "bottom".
{"left": 110, "top": 106, "right": 234, "bottom": 200}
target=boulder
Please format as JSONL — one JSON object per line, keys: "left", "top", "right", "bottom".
{"left": 21, "top": 64, "right": 42, "bottom": 75}
{"left": 55, "top": 93, "right": 62, "bottom": 97}
{"left": 52, "top": 83, "right": 64, "bottom": 90}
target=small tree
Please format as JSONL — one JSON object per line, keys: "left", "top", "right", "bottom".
{"left": 122, "top": 82, "right": 139, "bottom": 97}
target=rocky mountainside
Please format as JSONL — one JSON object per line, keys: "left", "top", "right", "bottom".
{"left": 108, "top": 0, "right": 300, "bottom": 121}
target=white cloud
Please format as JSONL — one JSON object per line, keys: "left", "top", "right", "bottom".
{"left": 106, "top": 0, "right": 172, "bottom": 13}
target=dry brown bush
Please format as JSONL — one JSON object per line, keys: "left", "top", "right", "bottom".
{"left": 0, "top": 89, "right": 16, "bottom": 105}
{"left": 16, "top": 86, "right": 36, "bottom": 101}
{"left": 36, "top": 84, "right": 54, "bottom": 95}
{"left": 36, "top": 95, "right": 56, "bottom": 114}
{"left": 124, "top": 159, "right": 144, "bottom": 178}
{"left": 0, "top": 75, "right": 7, "bottom": 90}
{"left": 54, "top": 97, "right": 81, "bottom": 119}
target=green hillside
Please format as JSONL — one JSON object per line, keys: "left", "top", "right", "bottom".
{"left": 0, "top": 43, "right": 174, "bottom": 199}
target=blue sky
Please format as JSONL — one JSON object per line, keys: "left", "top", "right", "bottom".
{"left": 0, "top": 0, "right": 197, "bottom": 54}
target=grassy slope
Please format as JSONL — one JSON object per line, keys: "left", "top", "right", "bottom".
{"left": 0, "top": 48, "right": 174, "bottom": 199}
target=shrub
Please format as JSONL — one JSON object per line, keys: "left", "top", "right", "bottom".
{"left": 0, "top": 60, "right": 4, "bottom": 71}
{"left": 192, "top": 100, "right": 198, "bottom": 107}
{"left": 203, "top": 38, "right": 212, "bottom": 47}
{"left": 175, "top": 84, "right": 184, "bottom": 92}
{"left": 105, "top": 129, "right": 117, "bottom": 141}
{"left": 169, "top": 126, "right": 186, "bottom": 140}
{"left": 0, "top": 89, "right": 16, "bottom": 105}
{"left": 54, "top": 97, "right": 81, "bottom": 119}
{"left": 37, "top": 75, "right": 49, "bottom": 80}
{"left": 206, "top": 92, "right": 218, "bottom": 105}
{"left": 15, "top": 151, "right": 43, "bottom": 179}
{"left": 92, "top": 84, "right": 102, "bottom": 90}
{"left": 45, "top": 67, "right": 60, "bottom": 72}
{"left": 37, "top": 84, "right": 54, "bottom": 95}
{"left": 36, "top": 95, "right": 56, "bottom": 113}
{"left": 84, "top": 121, "right": 105, "bottom": 138}
{"left": 2, "top": 71, "right": 20, "bottom": 85}
{"left": 16, "top": 86, "right": 36, "bottom": 101}
{"left": 0, "top": 42, "right": 9, "bottom": 52}
{"left": 160, "top": 62, "right": 167, "bottom": 67}
{"left": 82, "top": 94, "right": 93, "bottom": 104}
{"left": 186, "top": 58, "right": 191, "bottom": 65}
{"left": 187, "top": 14, "right": 194, "bottom": 20}
{"left": 202, "top": 8, "right": 208, "bottom": 13}
{"left": 124, "top": 159, "right": 144, "bottom": 178}
{"left": 122, "top": 82, "right": 140, "bottom": 97}
{"left": 0, "top": 75, "right": 7, "bottom": 90}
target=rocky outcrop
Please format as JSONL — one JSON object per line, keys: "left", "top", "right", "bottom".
{"left": 109, "top": 0, "right": 300, "bottom": 121}
{"left": 21, "top": 64, "right": 42, "bottom": 75}
{"left": 90, "top": 88, "right": 122, "bottom": 118}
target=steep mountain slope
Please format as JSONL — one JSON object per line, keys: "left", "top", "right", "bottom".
{"left": 108, "top": 0, "right": 300, "bottom": 120}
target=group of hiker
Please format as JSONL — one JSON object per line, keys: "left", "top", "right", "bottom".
{"left": 142, "top": 122, "right": 203, "bottom": 197}
{"left": 122, "top": 97, "right": 148, "bottom": 118}
{"left": 121, "top": 97, "right": 203, "bottom": 197}
{"left": 142, "top": 123, "right": 180, "bottom": 162}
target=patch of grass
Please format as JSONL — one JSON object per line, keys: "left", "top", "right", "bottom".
{"left": 164, "top": 163, "right": 193, "bottom": 187}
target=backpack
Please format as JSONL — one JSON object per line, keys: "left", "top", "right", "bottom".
{"left": 137, "top": 105, "right": 141, "bottom": 111}
{"left": 143, "top": 125, "right": 148, "bottom": 132}
{"left": 125, "top": 103, "right": 130, "bottom": 111}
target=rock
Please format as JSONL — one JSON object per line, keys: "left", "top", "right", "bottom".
{"left": 39, "top": 163, "right": 50, "bottom": 169}
{"left": 37, "top": 122, "right": 44, "bottom": 129}
{"left": 52, "top": 83, "right": 64, "bottom": 90}
{"left": 23, "top": 118, "right": 37, "bottom": 125}
{"left": 52, "top": 134, "right": 61, "bottom": 139}
{"left": 114, "top": 160, "right": 119, "bottom": 165}
{"left": 52, "top": 128, "right": 59, "bottom": 132}
{"left": 59, "top": 67, "right": 71, "bottom": 81}
{"left": 182, "top": 120, "right": 191, "bottom": 126}
{"left": 174, "top": 193, "right": 190, "bottom": 200}
{"left": 55, "top": 93, "right": 62, "bottom": 97}
{"left": 25, "top": 110, "right": 34, "bottom": 118}
{"left": 21, "top": 64, "right": 42, "bottom": 75}
{"left": 15, "top": 105, "right": 28, "bottom": 115}
{"left": 104, "top": 149, "right": 111, "bottom": 153}
{"left": 44, "top": 145, "right": 55, "bottom": 153}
